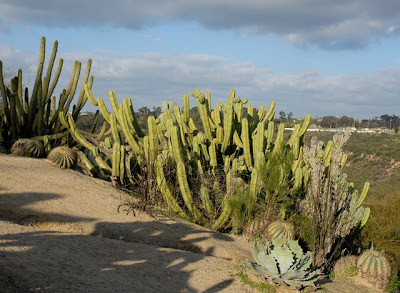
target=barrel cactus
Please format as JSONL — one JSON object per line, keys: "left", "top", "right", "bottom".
{"left": 251, "top": 240, "right": 321, "bottom": 289}
{"left": 25, "top": 140, "right": 45, "bottom": 158}
{"left": 357, "top": 246, "right": 392, "bottom": 291}
{"left": 263, "top": 220, "right": 295, "bottom": 244}
{"left": 243, "top": 218, "right": 268, "bottom": 239}
{"left": 10, "top": 138, "right": 30, "bottom": 156}
{"left": 333, "top": 255, "right": 358, "bottom": 279}
{"left": 47, "top": 146, "right": 78, "bottom": 169}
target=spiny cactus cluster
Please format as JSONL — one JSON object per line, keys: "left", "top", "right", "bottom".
{"left": 11, "top": 138, "right": 45, "bottom": 158}
{"left": 301, "top": 129, "right": 370, "bottom": 268}
{"left": 59, "top": 85, "right": 312, "bottom": 230}
{"left": 251, "top": 240, "right": 321, "bottom": 289}
{"left": 0, "top": 37, "right": 93, "bottom": 149}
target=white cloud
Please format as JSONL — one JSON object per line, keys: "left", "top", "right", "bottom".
{"left": 1, "top": 46, "right": 399, "bottom": 118}
{"left": 1, "top": 0, "right": 400, "bottom": 49}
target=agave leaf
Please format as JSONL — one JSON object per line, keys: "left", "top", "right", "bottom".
{"left": 250, "top": 262, "right": 276, "bottom": 279}
{"left": 252, "top": 241, "right": 265, "bottom": 264}
{"left": 288, "top": 240, "right": 303, "bottom": 260}
{"left": 282, "top": 279, "right": 302, "bottom": 289}
{"left": 257, "top": 251, "right": 279, "bottom": 275}
{"left": 295, "top": 251, "right": 312, "bottom": 271}
{"left": 280, "top": 270, "right": 307, "bottom": 280}
{"left": 270, "top": 245, "right": 294, "bottom": 274}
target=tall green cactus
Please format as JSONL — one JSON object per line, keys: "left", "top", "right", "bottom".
{"left": 0, "top": 37, "right": 93, "bottom": 148}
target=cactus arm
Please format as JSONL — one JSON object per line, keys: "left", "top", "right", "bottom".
{"left": 177, "top": 161, "right": 202, "bottom": 220}
{"left": 253, "top": 122, "right": 265, "bottom": 156}
{"left": 147, "top": 116, "right": 158, "bottom": 164}
{"left": 110, "top": 113, "right": 121, "bottom": 144}
{"left": 358, "top": 182, "right": 369, "bottom": 207}
{"left": 200, "top": 185, "right": 215, "bottom": 218}
{"left": 155, "top": 159, "right": 188, "bottom": 218}
{"left": 118, "top": 108, "right": 143, "bottom": 155}
{"left": 119, "top": 144, "right": 126, "bottom": 184}
{"left": 97, "top": 97, "right": 111, "bottom": 123}
{"left": 95, "top": 156, "right": 112, "bottom": 174}
{"left": 84, "top": 84, "right": 98, "bottom": 106}
{"left": 298, "top": 114, "right": 311, "bottom": 137}
{"left": 263, "top": 101, "right": 276, "bottom": 123}
{"left": 183, "top": 94, "right": 190, "bottom": 123}
{"left": 112, "top": 142, "right": 121, "bottom": 179}
{"left": 241, "top": 118, "right": 252, "bottom": 167}
{"left": 221, "top": 103, "right": 234, "bottom": 153}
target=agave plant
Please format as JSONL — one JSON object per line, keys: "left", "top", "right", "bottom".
{"left": 251, "top": 239, "right": 322, "bottom": 289}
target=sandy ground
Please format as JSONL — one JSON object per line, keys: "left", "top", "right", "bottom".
{"left": 0, "top": 154, "right": 377, "bottom": 292}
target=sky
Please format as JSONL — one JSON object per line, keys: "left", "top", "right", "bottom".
{"left": 0, "top": 0, "right": 400, "bottom": 119}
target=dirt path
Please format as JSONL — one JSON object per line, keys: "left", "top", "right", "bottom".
{"left": 0, "top": 154, "right": 377, "bottom": 292}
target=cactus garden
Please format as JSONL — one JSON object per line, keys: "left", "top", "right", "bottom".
{"left": 1, "top": 37, "right": 399, "bottom": 292}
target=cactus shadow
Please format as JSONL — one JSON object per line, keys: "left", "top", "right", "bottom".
{"left": 0, "top": 222, "right": 237, "bottom": 292}
{"left": 0, "top": 192, "right": 96, "bottom": 228}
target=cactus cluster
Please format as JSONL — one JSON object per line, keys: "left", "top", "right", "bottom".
{"left": 10, "top": 138, "right": 45, "bottom": 158}
{"left": 251, "top": 240, "right": 321, "bottom": 289}
{"left": 301, "top": 129, "right": 371, "bottom": 268}
{"left": 0, "top": 37, "right": 93, "bottom": 149}
{"left": 60, "top": 86, "right": 312, "bottom": 230}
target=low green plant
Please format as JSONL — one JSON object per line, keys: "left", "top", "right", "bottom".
{"left": 238, "top": 272, "right": 276, "bottom": 293}
{"left": 251, "top": 239, "right": 322, "bottom": 289}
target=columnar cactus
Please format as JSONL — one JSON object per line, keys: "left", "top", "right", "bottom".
{"left": 301, "top": 129, "right": 371, "bottom": 268}
{"left": 0, "top": 37, "right": 93, "bottom": 148}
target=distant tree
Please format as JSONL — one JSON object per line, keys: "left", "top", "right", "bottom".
{"left": 279, "top": 110, "right": 286, "bottom": 122}
{"left": 287, "top": 112, "right": 293, "bottom": 121}
{"left": 320, "top": 116, "right": 339, "bottom": 128}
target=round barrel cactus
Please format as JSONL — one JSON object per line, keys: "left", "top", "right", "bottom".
{"left": 47, "top": 146, "right": 78, "bottom": 169}
{"left": 333, "top": 255, "right": 358, "bottom": 279}
{"left": 243, "top": 218, "right": 268, "bottom": 239}
{"left": 10, "top": 138, "right": 30, "bottom": 156}
{"left": 25, "top": 140, "right": 45, "bottom": 158}
{"left": 357, "top": 248, "right": 392, "bottom": 291}
{"left": 264, "top": 220, "right": 295, "bottom": 244}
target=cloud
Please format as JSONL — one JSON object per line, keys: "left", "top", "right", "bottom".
{"left": 1, "top": 45, "right": 399, "bottom": 118}
{"left": 1, "top": 0, "right": 400, "bottom": 49}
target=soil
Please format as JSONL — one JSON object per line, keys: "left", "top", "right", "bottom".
{"left": 0, "top": 154, "right": 377, "bottom": 292}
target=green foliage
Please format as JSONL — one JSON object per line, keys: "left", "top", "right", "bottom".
{"left": 387, "top": 269, "right": 400, "bottom": 293}
{"left": 238, "top": 272, "right": 276, "bottom": 292}
{"left": 251, "top": 240, "right": 321, "bottom": 289}
{"left": 361, "top": 194, "right": 400, "bottom": 271}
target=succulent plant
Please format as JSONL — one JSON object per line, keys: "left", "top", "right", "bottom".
{"left": 333, "top": 255, "right": 358, "bottom": 279}
{"left": 264, "top": 220, "right": 295, "bottom": 244}
{"left": 10, "top": 138, "right": 30, "bottom": 156}
{"left": 251, "top": 240, "right": 321, "bottom": 289}
{"left": 357, "top": 246, "right": 392, "bottom": 291}
{"left": 243, "top": 218, "right": 268, "bottom": 239}
{"left": 25, "top": 139, "right": 45, "bottom": 158}
{"left": 47, "top": 146, "right": 78, "bottom": 169}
